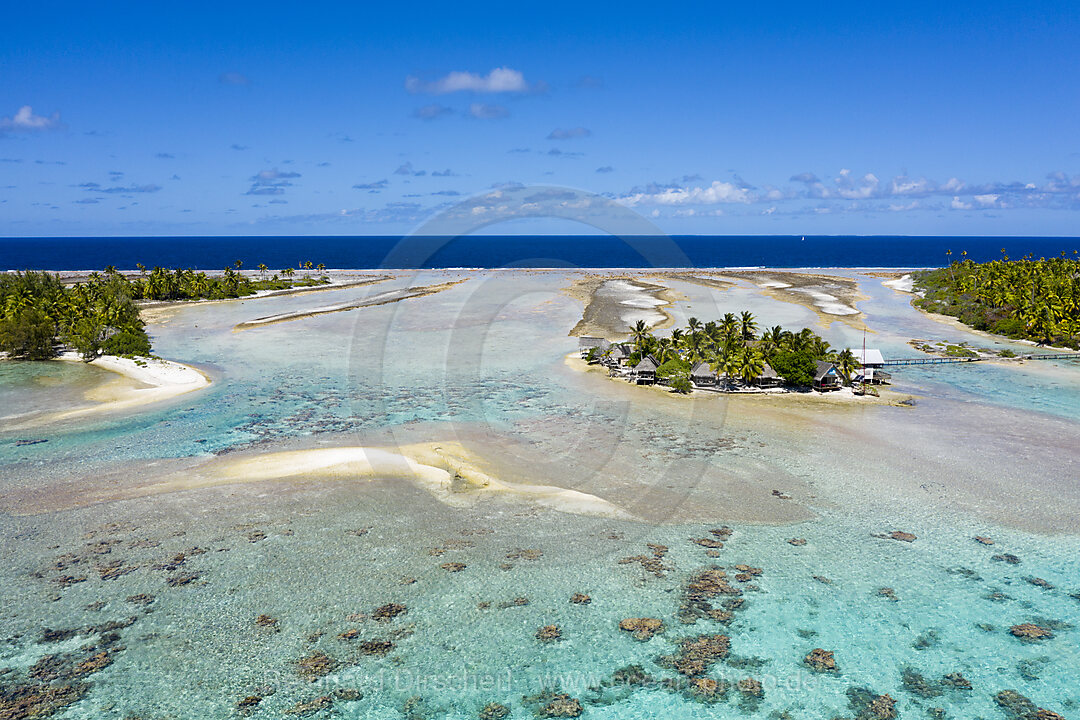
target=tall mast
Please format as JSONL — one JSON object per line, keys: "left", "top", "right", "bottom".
{"left": 862, "top": 326, "right": 867, "bottom": 393}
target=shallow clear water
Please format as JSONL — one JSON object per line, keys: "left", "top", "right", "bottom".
{"left": 0, "top": 270, "right": 1077, "bottom": 719}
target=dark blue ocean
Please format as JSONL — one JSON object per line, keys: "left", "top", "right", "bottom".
{"left": 1, "top": 235, "right": 1076, "bottom": 270}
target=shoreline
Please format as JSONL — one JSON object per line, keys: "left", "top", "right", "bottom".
{"left": 904, "top": 293, "right": 1080, "bottom": 356}
{"left": 1, "top": 353, "right": 211, "bottom": 429}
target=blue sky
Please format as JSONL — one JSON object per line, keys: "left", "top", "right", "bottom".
{"left": 2, "top": 1, "right": 1079, "bottom": 236}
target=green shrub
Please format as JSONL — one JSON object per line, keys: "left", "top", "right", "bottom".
{"left": 945, "top": 344, "right": 977, "bottom": 358}
{"left": 669, "top": 374, "right": 693, "bottom": 394}
{"left": 101, "top": 329, "right": 152, "bottom": 357}
{"left": 656, "top": 357, "right": 691, "bottom": 379}
{"left": 64, "top": 317, "right": 105, "bottom": 361}
{"left": 0, "top": 307, "right": 56, "bottom": 359}
{"left": 770, "top": 350, "right": 816, "bottom": 387}
{"left": 991, "top": 317, "right": 1025, "bottom": 337}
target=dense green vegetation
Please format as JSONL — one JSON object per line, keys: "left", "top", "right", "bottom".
{"left": 618, "top": 312, "right": 856, "bottom": 390}
{"left": 0, "top": 263, "right": 329, "bottom": 360}
{"left": 123, "top": 261, "right": 328, "bottom": 301}
{"left": 913, "top": 250, "right": 1079, "bottom": 348}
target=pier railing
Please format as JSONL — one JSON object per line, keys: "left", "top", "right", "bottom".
{"left": 881, "top": 357, "right": 980, "bottom": 366}
{"left": 881, "top": 352, "right": 1079, "bottom": 367}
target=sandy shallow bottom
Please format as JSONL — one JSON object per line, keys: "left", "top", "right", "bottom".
{"left": 0, "top": 268, "right": 1077, "bottom": 719}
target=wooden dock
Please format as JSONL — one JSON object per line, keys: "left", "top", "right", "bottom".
{"left": 883, "top": 352, "right": 1079, "bottom": 367}
{"left": 1021, "top": 352, "right": 1080, "bottom": 361}
{"left": 881, "top": 357, "right": 981, "bottom": 366}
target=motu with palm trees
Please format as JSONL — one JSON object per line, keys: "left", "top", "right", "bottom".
{"left": 602, "top": 313, "right": 859, "bottom": 393}
{"left": 0, "top": 263, "right": 330, "bottom": 360}
{"left": 913, "top": 250, "right": 1079, "bottom": 348}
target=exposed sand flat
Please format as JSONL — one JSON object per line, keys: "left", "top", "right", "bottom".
{"left": 2, "top": 440, "right": 636, "bottom": 520}
{"left": 233, "top": 279, "right": 467, "bottom": 330}
{"left": 138, "top": 272, "right": 393, "bottom": 324}
{"left": 646, "top": 272, "right": 736, "bottom": 292}
{"left": 565, "top": 274, "right": 679, "bottom": 339}
{"left": 565, "top": 269, "right": 865, "bottom": 332}
{"left": 720, "top": 270, "right": 867, "bottom": 325}
{"left": 0, "top": 353, "right": 210, "bottom": 429}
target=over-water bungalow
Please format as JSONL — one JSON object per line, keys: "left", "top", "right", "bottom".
{"left": 690, "top": 361, "right": 717, "bottom": 386}
{"left": 813, "top": 360, "right": 842, "bottom": 391}
{"left": 849, "top": 348, "right": 884, "bottom": 368}
{"left": 848, "top": 348, "right": 890, "bottom": 385}
{"left": 632, "top": 355, "right": 659, "bottom": 385}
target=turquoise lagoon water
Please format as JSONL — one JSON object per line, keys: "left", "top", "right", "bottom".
{"left": 0, "top": 271, "right": 1077, "bottom": 719}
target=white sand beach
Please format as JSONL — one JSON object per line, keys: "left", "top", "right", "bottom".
{"left": 1, "top": 353, "right": 210, "bottom": 428}
{"left": 882, "top": 274, "right": 915, "bottom": 293}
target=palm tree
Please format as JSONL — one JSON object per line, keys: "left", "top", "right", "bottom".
{"left": 738, "top": 347, "right": 764, "bottom": 385}
{"left": 257, "top": 263, "right": 268, "bottom": 277}
{"left": 836, "top": 348, "right": 857, "bottom": 385}
{"left": 720, "top": 313, "right": 738, "bottom": 340}
{"left": 630, "top": 320, "right": 651, "bottom": 352}
{"left": 739, "top": 311, "right": 757, "bottom": 343}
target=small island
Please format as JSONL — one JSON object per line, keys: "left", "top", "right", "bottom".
{"left": 580, "top": 313, "right": 883, "bottom": 396}
{"left": 0, "top": 262, "right": 331, "bottom": 361}
{"left": 912, "top": 250, "right": 1079, "bottom": 349}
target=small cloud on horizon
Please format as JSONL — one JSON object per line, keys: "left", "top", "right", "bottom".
{"left": 547, "top": 127, "right": 591, "bottom": 140}
{"left": 246, "top": 168, "right": 300, "bottom": 195}
{"left": 596, "top": 166, "right": 614, "bottom": 173}
{"left": 353, "top": 179, "right": 389, "bottom": 191}
{"left": 469, "top": 103, "right": 508, "bottom": 119}
{"left": 101, "top": 184, "right": 162, "bottom": 194}
{"left": 413, "top": 104, "right": 454, "bottom": 120}
{"left": 393, "top": 162, "right": 426, "bottom": 176}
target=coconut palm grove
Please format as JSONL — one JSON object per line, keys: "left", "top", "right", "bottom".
{"left": 913, "top": 251, "right": 1080, "bottom": 348}
{"left": 0, "top": 265, "right": 328, "bottom": 360}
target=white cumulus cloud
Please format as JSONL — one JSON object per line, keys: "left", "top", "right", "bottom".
{"left": 622, "top": 181, "right": 752, "bottom": 206}
{"left": 406, "top": 67, "right": 528, "bottom": 94}
{"left": 0, "top": 105, "right": 62, "bottom": 132}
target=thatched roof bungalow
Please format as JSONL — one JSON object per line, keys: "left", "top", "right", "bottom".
{"left": 690, "top": 361, "right": 717, "bottom": 386}
{"left": 754, "top": 362, "right": 783, "bottom": 388}
{"left": 632, "top": 355, "right": 659, "bottom": 384}
{"left": 578, "top": 336, "right": 610, "bottom": 358}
